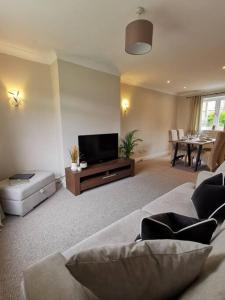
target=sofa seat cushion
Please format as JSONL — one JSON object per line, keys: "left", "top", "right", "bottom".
{"left": 63, "top": 209, "right": 151, "bottom": 260}
{"left": 178, "top": 224, "right": 225, "bottom": 300}
{"left": 142, "top": 183, "right": 197, "bottom": 218}
{"left": 0, "top": 171, "right": 55, "bottom": 201}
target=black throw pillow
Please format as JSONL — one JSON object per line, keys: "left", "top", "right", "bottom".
{"left": 136, "top": 212, "right": 217, "bottom": 244}
{"left": 192, "top": 173, "right": 225, "bottom": 223}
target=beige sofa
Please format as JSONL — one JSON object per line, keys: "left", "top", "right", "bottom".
{"left": 23, "top": 162, "right": 225, "bottom": 300}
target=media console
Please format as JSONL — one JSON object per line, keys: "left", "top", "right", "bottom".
{"left": 65, "top": 159, "right": 135, "bottom": 196}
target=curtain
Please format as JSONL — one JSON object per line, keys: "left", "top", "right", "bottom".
{"left": 190, "top": 95, "right": 202, "bottom": 134}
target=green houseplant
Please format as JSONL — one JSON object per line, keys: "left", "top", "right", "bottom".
{"left": 119, "top": 130, "right": 143, "bottom": 159}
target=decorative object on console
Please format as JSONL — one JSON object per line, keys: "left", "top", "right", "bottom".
{"left": 125, "top": 6, "right": 153, "bottom": 55}
{"left": 80, "top": 161, "right": 87, "bottom": 169}
{"left": 119, "top": 129, "right": 143, "bottom": 159}
{"left": 8, "top": 90, "right": 22, "bottom": 107}
{"left": 136, "top": 212, "right": 217, "bottom": 244}
{"left": 70, "top": 145, "right": 78, "bottom": 171}
{"left": 66, "top": 240, "right": 211, "bottom": 300}
{"left": 192, "top": 173, "right": 225, "bottom": 223}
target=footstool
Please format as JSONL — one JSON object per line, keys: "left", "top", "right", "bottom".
{"left": 0, "top": 171, "right": 56, "bottom": 216}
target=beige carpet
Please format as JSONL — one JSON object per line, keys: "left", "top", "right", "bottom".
{"left": 0, "top": 157, "right": 197, "bottom": 300}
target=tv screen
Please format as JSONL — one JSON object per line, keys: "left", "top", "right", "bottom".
{"left": 78, "top": 133, "right": 118, "bottom": 164}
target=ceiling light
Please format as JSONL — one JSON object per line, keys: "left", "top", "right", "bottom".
{"left": 125, "top": 7, "right": 153, "bottom": 55}
{"left": 184, "top": 86, "right": 187, "bottom": 89}
{"left": 222, "top": 66, "right": 225, "bottom": 70}
{"left": 167, "top": 80, "right": 171, "bottom": 84}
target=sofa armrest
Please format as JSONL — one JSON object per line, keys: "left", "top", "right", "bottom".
{"left": 23, "top": 253, "right": 98, "bottom": 300}
{"left": 196, "top": 171, "right": 214, "bottom": 188}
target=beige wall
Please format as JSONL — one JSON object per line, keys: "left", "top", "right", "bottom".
{"left": 57, "top": 60, "right": 121, "bottom": 166}
{"left": 0, "top": 55, "right": 120, "bottom": 180}
{"left": 0, "top": 54, "right": 62, "bottom": 180}
{"left": 121, "top": 83, "right": 177, "bottom": 158}
{"left": 176, "top": 96, "right": 192, "bottom": 133}
{"left": 0, "top": 52, "right": 194, "bottom": 180}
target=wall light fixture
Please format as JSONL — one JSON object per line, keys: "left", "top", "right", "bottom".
{"left": 8, "top": 90, "right": 21, "bottom": 107}
{"left": 122, "top": 98, "right": 130, "bottom": 114}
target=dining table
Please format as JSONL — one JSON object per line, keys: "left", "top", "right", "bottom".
{"left": 171, "top": 137, "right": 215, "bottom": 172}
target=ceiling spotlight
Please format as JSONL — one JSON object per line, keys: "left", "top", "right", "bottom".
{"left": 167, "top": 80, "right": 171, "bottom": 84}
{"left": 184, "top": 86, "right": 187, "bottom": 89}
{"left": 222, "top": 66, "right": 225, "bottom": 70}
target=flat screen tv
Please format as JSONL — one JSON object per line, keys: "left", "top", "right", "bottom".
{"left": 78, "top": 133, "right": 118, "bottom": 165}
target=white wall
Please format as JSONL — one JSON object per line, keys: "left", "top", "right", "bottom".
{"left": 57, "top": 60, "right": 120, "bottom": 166}
{"left": 121, "top": 83, "right": 177, "bottom": 158}
{"left": 0, "top": 54, "right": 62, "bottom": 179}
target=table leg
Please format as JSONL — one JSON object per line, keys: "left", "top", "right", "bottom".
{"left": 195, "top": 145, "right": 202, "bottom": 172}
{"left": 187, "top": 144, "right": 191, "bottom": 166}
{"left": 172, "top": 142, "right": 179, "bottom": 167}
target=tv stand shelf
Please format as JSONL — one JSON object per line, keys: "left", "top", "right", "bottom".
{"left": 65, "top": 159, "right": 135, "bottom": 196}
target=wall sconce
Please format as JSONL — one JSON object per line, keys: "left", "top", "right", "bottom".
{"left": 8, "top": 90, "right": 21, "bottom": 107}
{"left": 121, "top": 98, "right": 130, "bottom": 114}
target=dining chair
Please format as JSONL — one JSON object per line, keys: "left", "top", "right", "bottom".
{"left": 169, "top": 130, "right": 187, "bottom": 164}
{"left": 177, "top": 129, "right": 185, "bottom": 140}
{"left": 208, "top": 131, "right": 225, "bottom": 171}
{"left": 195, "top": 131, "right": 225, "bottom": 171}
{"left": 169, "top": 129, "right": 178, "bottom": 141}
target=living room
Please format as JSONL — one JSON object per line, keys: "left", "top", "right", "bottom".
{"left": 1, "top": 1, "right": 225, "bottom": 299}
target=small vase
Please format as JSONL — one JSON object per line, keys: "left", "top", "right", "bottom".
{"left": 71, "top": 162, "right": 78, "bottom": 171}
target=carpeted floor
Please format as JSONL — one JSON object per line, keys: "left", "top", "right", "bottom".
{"left": 0, "top": 157, "right": 197, "bottom": 300}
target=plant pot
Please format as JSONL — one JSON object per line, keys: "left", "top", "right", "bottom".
{"left": 71, "top": 162, "right": 78, "bottom": 171}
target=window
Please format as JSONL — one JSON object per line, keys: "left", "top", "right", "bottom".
{"left": 200, "top": 95, "right": 225, "bottom": 131}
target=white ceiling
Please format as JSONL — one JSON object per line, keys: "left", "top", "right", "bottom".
{"left": 1, "top": 0, "right": 225, "bottom": 95}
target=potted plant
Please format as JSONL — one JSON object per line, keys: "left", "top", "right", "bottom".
{"left": 119, "top": 130, "right": 143, "bottom": 159}
{"left": 70, "top": 145, "right": 78, "bottom": 171}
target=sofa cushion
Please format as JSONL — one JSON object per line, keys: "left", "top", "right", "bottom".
{"left": 63, "top": 209, "right": 151, "bottom": 260}
{"left": 142, "top": 183, "right": 197, "bottom": 218}
{"left": 192, "top": 173, "right": 225, "bottom": 221}
{"left": 23, "top": 253, "right": 98, "bottom": 300}
{"left": 178, "top": 223, "right": 225, "bottom": 300}
{"left": 196, "top": 162, "right": 225, "bottom": 188}
{"left": 196, "top": 171, "right": 215, "bottom": 188}
{"left": 66, "top": 240, "right": 212, "bottom": 300}
{"left": 138, "top": 212, "right": 217, "bottom": 244}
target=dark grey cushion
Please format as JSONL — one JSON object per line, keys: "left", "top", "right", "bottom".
{"left": 192, "top": 173, "right": 225, "bottom": 223}
{"left": 136, "top": 212, "right": 217, "bottom": 244}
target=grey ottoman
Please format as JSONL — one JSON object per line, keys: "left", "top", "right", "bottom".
{"left": 0, "top": 171, "right": 56, "bottom": 216}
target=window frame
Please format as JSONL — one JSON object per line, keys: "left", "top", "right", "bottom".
{"left": 199, "top": 94, "right": 225, "bottom": 131}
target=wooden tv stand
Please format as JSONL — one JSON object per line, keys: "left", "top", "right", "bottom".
{"left": 65, "top": 159, "right": 135, "bottom": 196}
